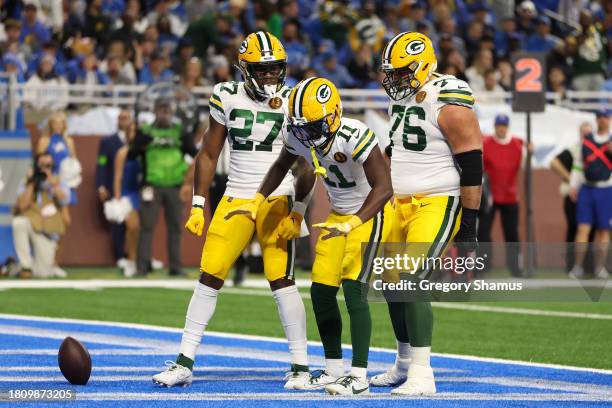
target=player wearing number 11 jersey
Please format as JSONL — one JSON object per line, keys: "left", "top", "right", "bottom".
{"left": 370, "top": 32, "right": 484, "bottom": 395}
{"left": 153, "top": 31, "right": 311, "bottom": 389}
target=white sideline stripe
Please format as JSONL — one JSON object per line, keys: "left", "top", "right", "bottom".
{"left": 0, "top": 375, "right": 284, "bottom": 382}
{"left": 1, "top": 313, "right": 611, "bottom": 375}
{"left": 74, "top": 392, "right": 612, "bottom": 402}
{"left": 4, "top": 278, "right": 609, "bottom": 320}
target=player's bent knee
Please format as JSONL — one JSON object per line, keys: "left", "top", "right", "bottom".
{"left": 199, "top": 271, "right": 225, "bottom": 290}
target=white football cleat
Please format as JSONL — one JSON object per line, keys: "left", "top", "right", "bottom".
{"left": 301, "top": 370, "right": 339, "bottom": 390}
{"left": 568, "top": 265, "right": 585, "bottom": 279}
{"left": 284, "top": 369, "right": 310, "bottom": 390}
{"left": 152, "top": 361, "right": 193, "bottom": 387}
{"left": 123, "top": 260, "right": 136, "bottom": 278}
{"left": 595, "top": 267, "right": 610, "bottom": 279}
{"left": 370, "top": 366, "right": 407, "bottom": 387}
{"left": 391, "top": 364, "right": 436, "bottom": 396}
{"left": 325, "top": 375, "right": 369, "bottom": 395}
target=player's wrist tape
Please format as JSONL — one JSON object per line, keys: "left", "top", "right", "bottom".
{"left": 455, "top": 149, "right": 483, "bottom": 186}
{"left": 347, "top": 215, "right": 363, "bottom": 230}
{"left": 292, "top": 201, "right": 308, "bottom": 217}
{"left": 192, "top": 195, "right": 205, "bottom": 208}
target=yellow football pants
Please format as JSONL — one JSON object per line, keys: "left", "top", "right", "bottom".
{"left": 312, "top": 203, "right": 393, "bottom": 287}
{"left": 388, "top": 195, "right": 462, "bottom": 278}
{"left": 200, "top": 195, "right": 294, "bottom": 281}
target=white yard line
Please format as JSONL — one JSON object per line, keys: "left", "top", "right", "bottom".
{"left": 1, "top": 313, "right": 611, "bottom": 375}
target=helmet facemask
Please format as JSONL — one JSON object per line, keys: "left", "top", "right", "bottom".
{"left": 382, "top": 61, "right": 422, "bottom": 101}
{"left": 239, "top": 60, "right": 286, "bottom": 100}
{"left": 289, "top": 109, "right": 339, "bottom": 153}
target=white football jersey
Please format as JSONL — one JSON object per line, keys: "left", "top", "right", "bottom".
{"left": 388, "top": 73, "right": 475, "bottom": 197}
{"left": 209, "top": 81, "right": 294, "bottom": 198}
{"left": 283, "top": 117, "right": 379, "bottom": 215}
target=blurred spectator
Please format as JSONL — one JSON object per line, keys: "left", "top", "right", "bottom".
{"left": 254, "top": 0, "right": 282, "bottom": 38}
{"left": 348, "top": 0, "right": 385, "bottom": 54}
{"left": 138, "top": 49, "right": 173, "bottom": 85}
{"left": 464, "top": 21, "right": 485, "bottom": 62}
{"left": 23, "top": 54, "right": 68, "bottom": 111}
{"left": 179, "top": 57, "right": 203, "bottom": 90}
{"left": 438, "top": 18, "right": 466, "bottom": 59}
{"left": 109, "top": 10, "right": 142, "bottom": 52}
{"left": 525, "top": 16, "right": 562, "bottom": 53}
{"left": 67, "top": 53, "right": 109, "bottom": 86}
{"left": 104, "top": 53, "right": 135, "bottom": 85}
{"left": 319, "top": 0, "right": 357, "bottom": 50}
{"left": 568, "top": 109, "right": 611, "bottom": 279}
{"left": 482, "top": 68, "right": 504, "bottom": 93}
{"left": 171, "top": 36, "right": 196, "bottom": 75}
{"left": 208, "top": 54, "right": 232, "bottom": 83}
{"left": 557, "top": 0, "right": 590, "bottom": 27}
{"left": 26, "top": 41, "right": 66, "bottom": 79}
{"left": 145, "top": 0, "right": 187, "bottom": 38}
{"left": 516, "top": 0, "right": 537, "bottom": 35}
{"left": 550, "top": 122, "right": 593, "bottom": 271}
{"left": 347, "top": 44, "right": 375, "bottom": 88}
{"left": 102, "top": 39, "right": 137, "bottom": 84}
{"left": 157, "top": 13, "right": 180, "bottom": 54}
{"left": 129, "top": 98, "right": 197, "bottom": 276}
{"left": 548, "top": 65, "right": 569, "bottom": 96}
{"left": 19, "top": 1, "right": 50, "bottom": 53}
{"left": 282, "top": 18, "right": 310, "bottom": 74}
{"left": 316, "top": 52, "right": 356, "bottom": 89}
{"left": 96, "top": 109, "right": 133, "bottom": 269}
{"left": 1, "top": 19, "right": 28, "bottom": 70}
{"left": 494, "top": 17, "right": 523, "bottom": 59}
{"left": 566, "top": 10, "right": 608, "bottom": 91}
{"left": 83, "top": 0, "right": 112, "bottom": 51}
{"left": 497, "top": 58, "right": 514, "bottom": 90}
{"left": 465, "top": 48, "right": 494, "bottom": 92}
{"left": 478, "top": 114, "right": 525, "bottom": 277}
{"left": 12, "top": 153, "right": 68, "bottom": 278}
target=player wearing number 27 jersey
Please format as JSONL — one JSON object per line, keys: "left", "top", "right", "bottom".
{"left": 370, "top": 32, "right": 484, "bottom": 396}
{"left": 153, "top": 31, "right": 311, "bottom": 390}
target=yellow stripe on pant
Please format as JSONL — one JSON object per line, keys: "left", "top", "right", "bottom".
{"left": 200, "top": 195, "right": 294, "bottom": 281}
{"left": 312, "top": 202, "right": 393, "bottom": 287}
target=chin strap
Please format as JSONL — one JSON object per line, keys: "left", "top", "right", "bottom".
{"left": 309, "top": 147, "right": 327, "bottom": 178}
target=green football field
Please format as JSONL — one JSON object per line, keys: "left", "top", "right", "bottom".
{"left": 1, "top": 268, "right": 611, "bottom": 370}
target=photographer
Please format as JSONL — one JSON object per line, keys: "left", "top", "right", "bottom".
{"left": 12, "top": 153, "right": 70, "bottom": 278}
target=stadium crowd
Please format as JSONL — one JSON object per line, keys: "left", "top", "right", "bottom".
{"left": 0, "top": 0, "right": 609, "bottom": 98}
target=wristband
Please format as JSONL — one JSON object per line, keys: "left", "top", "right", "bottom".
{"left": 461, "top": 207, "right": 479, "bottom": 224}
{"left": 454, "top": 150, "right": 483, "bottom": 187}
{"left": 347, "top": 215, "right": 363, "bottom": 229}
{"left": 292, "top": 201, "right": 308, "bottom": 217}
{"left": 192, "top": 195, "right": 205, "bottom": 208}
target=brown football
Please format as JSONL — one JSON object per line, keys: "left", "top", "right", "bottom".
{"left": 58, "top": 336, "right": 91, "bottom": 385}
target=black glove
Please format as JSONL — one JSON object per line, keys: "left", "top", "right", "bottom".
{"left": 455, "top": 207, "right": 479, "bottom": 252}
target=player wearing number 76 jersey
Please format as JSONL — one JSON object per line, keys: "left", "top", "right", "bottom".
{"left": 152, "top": 31, "right": 312, "bottom": 389}
{"left": 370, "top": 32, "right": 484, "bottom": 395}
{"left": 227, "top": 77, "right": 393, "bottom": 395}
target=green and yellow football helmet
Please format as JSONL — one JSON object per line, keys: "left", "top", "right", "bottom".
{"left": 238, "top": 31, "right": 287, "bottom": 100}
{"left": 288, "top": 77, "right": 342, "bottom": 152}
{"left": 380, "top": 32, "right": 437, "bottom": 100}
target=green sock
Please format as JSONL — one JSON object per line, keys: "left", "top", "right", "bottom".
{"left": 342, "top": 280, "right": 371, "bottom": 369}
{"left": 404, "top": 301, "right": 433, "bottom": 347}
{"left": 311, "top": 282, "right": 342, "bottom": 359}
{"left": 291, "top": 363, "right": 309, "bottom": 373}
{"left": 176, "top": 353, "right": 194, "bottom": 370}
{"left": 386, "top": 301, "right": 410, "bottom": 344}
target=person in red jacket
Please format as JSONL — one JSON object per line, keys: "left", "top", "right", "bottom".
{"left": 478, "top": 114, "right": 523, "bottom": 277}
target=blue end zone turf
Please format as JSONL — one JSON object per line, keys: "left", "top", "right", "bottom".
{"left": 0, "top": 314, "right": 610, "bottom": 407}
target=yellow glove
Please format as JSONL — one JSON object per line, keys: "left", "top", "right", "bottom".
{"left": 276, "top": 211, "right": 303, "bottom": 240}
{"left": 313, "top": 215, "right": 363, "bottom": 240}
{"left": 185, "top": 207, "right": 205, "bottom": 236}
{"left": 224, "top": 193, "right": 265, "bottom": 221}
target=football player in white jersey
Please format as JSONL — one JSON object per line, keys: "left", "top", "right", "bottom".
{"left": 370, "top": 32, "right": 483, "bottom": 395}
{"left": 152, "top": 31, "right": 312, "bottom": 389}
{"left": 226, "top": 77, "right": 393, "bottom": 395}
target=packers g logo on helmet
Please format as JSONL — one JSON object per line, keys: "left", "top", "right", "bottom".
{"left": 380, "top": 32, "right": 437, "bottom": 101}
{"left": 316, "top": 84, "right": 332, "bottom": 103}
{"left": 237, "top": 31, "right": 287, "bottom": 100}
{"left": 288, "top": 77, "right": 342, "bottom": 152}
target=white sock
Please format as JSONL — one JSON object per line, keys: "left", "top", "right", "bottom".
{"left": 395, "top": 341, "right": 411, "bottom": 372}
{"left": 179, "top": 283, "right": 219, "bottom": 360}
{"left": 410, "top": 346, "right": 431, "bottom": 367}
{"left": 350, "top": 366, "right": 367, "bottom": 381}
{"left": 272, "top": 285, "right": 308, "bottom": 367}
{"left": 325, "top": 358, "right": 344, "bottom": 377}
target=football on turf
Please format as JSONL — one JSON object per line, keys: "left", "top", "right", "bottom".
{"left": 58, "top": 336, "right": 91, "bottom": 385}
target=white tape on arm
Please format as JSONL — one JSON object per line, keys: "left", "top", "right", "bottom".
{"left": 192, "top": 195, "right": 205, "bottom": 208}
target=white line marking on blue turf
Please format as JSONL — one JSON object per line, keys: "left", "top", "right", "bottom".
{"left": 1, "top": 366, "right": 286, "bottom": 372}
{"left": 73, "top": 392, "right": 612, "bottom": 402}
{"left": 1, "top": 313, "right": 611, "bottom": 375}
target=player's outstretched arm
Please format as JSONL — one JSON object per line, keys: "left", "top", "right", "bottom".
{"left": 185, "top": 117, "right": 226, "bottom": 236}
{"left": 438, "top": 104, "right": 483, "bottom": 247}
{"left": 314, "top": 148, "right": 393, "bottom": 240}
{"left": 224, "top": 147, "right": 299, "bottom": 221}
